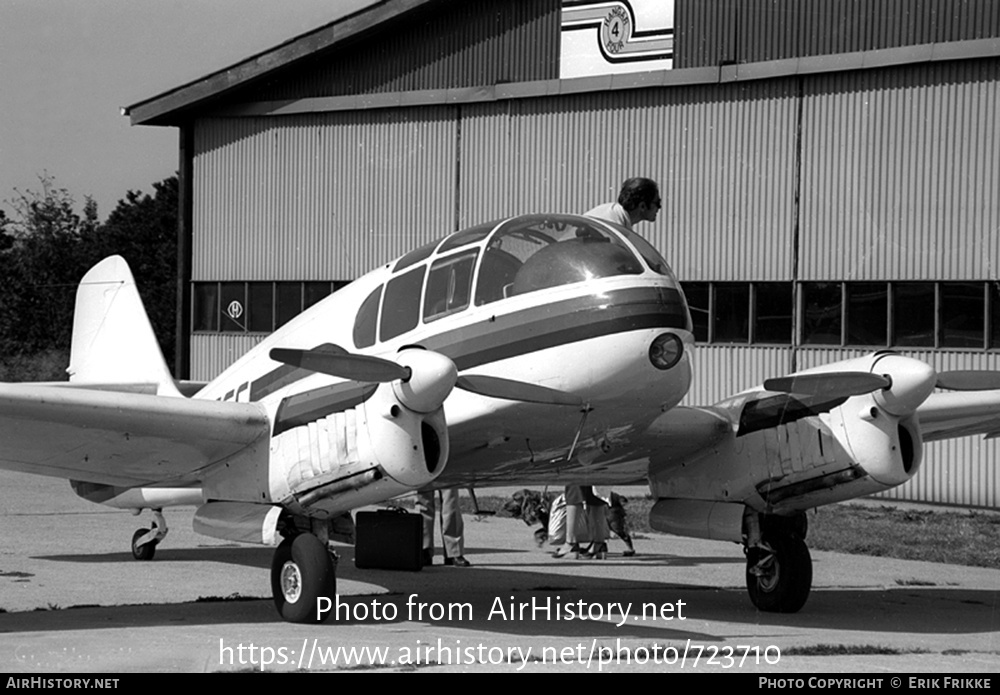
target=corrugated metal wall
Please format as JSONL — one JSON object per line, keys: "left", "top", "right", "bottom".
{"left": 677, "top": 0, "right": 1000, "bottom": 66}
{"left": 681, "top": 345, "right": 792, "bottom": 404}
{"left": 799, "top": 58, "right": 1000, "bottom": 281}
{"left": 242, "top": 0, "right": 559, "bottom": 102}
{"left": 191, "top": 108, "right": 457, "bottom": 282}
{"left": 459, "top": 80, "right": 799, "bottom": 282}
{"left": 191, "top": 334, "right": 265, "bottom": 381}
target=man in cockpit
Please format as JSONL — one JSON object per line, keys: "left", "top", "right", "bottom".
{"left": 586, "top": 177, "right": 662, "bottom": 231}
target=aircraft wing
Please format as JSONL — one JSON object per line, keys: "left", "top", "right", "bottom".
{"left": 0, "top": 383, "right": 269, "bottom": 487}
{"left": 917, "top": 390, "right": 1000, "bottom": 441}
{"left": 643, "top": 405, "right": 734, "bottom": 470}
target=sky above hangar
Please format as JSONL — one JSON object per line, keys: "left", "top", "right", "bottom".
{"left": 0, "top": 0, "right": 372, "bottom": 221}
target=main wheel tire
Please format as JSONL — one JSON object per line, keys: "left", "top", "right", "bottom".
{"left": 131, "top": 527, "right": 157, "bottom": 561}
{"left": 746, "top": 536, "right": 812, "bottom": 613}
{"left": 270, "top": 534, "right": 336, "bottom": 623}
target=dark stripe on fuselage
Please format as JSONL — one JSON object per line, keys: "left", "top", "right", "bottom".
{"left": 424, "top": 286, "right": 686, "bottom": 370}
{"left": 269, "top": 286, "right": 687, "bottom": 434}
{"left": 251, "top": 343, "right": 343, "bottom": 401}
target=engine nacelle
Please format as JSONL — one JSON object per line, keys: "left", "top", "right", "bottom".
{"left": 250, "top": 382, "right": 448, "bottom": 519}
{"left": 834, "top": 403, "right": 923, "bottom": 488}
{"left": 793, "top": 351, "right": 929, "bottom": 488}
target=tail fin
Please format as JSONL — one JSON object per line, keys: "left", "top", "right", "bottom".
{"left": 67, "top": 255, "right": 181, "bottom": 397}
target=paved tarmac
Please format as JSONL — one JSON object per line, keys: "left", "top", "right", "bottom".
{"left": 1, "top": 470, "right": 998, "bottom": 674}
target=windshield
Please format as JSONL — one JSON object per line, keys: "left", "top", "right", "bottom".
{"left": 474, "top": 216, "right": 644, "bottom": 305}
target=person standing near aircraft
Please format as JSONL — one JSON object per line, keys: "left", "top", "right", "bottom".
{"left": 586, "top": 177, "right": 662, "bottom": 230}
{"left": 416, "top": 489, "right": 471, "bottom": 567}
{"left": 554, "top": 485, "right": 609, "bottom": 559}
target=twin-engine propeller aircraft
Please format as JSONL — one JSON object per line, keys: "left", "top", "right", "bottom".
{"left": 2, "top": 213, "right": 1000, "bottom": 623}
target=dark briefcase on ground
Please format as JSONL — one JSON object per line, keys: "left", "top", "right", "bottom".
{"left": 354, "top": 509, "right": 423, "bottom": 571}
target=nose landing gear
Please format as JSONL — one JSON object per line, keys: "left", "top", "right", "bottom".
{"left": 130, "top": 509, "right": 167, "bottom": 561}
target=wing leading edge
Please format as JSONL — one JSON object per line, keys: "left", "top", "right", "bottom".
{"left": 917, "top": 389, "right": 1000, "bottom": 442}
{"left": 0, "top": 383, "right": 269, "bottom": 487}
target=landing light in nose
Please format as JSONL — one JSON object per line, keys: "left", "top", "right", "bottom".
{"left": 649, "top": 333, "right": 683, "bottom": 370}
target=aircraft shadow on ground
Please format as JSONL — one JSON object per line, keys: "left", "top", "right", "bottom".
{"left": 4, "top": 545, "right": 998, "bottom": 639}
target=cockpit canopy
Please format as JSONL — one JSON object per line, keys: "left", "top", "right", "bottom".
{"left": 353, "top": 214, "right": 677, "bottom": 348}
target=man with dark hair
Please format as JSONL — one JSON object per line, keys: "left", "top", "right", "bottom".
{"left": 586, "top": 177, "right": 662, "bottom": 230}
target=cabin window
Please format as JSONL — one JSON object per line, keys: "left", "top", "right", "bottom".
{"left": 475, "top": 217, "right": 642, "bottom": 305}
{"left": 354, "top": 286, "right": 382, "bottom": 348}
{"left": 424, "top": 250, "right": 478, "bottom": 322}
{"left": 437, "top": 222, "right": 495, "bottom": 254}
{"left": 621, "top": 229, "right": 670, "bottom": 275}
{"left": 393, "top": 240, "right": 438, "bottom": 273}
{"left": 381, "top": 266, "right": 426, "bottom": 341}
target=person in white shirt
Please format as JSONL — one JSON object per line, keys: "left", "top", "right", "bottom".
{"left": 586, "top": 177, "right": 662, "bottom": 230}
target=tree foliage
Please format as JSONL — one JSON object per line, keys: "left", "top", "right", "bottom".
{"left": 0, "top": 174, "right": 178, "bottom": 376}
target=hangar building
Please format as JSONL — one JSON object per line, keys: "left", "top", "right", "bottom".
{"left": 126, "top": 0, "right": 1000, "bottom": 508}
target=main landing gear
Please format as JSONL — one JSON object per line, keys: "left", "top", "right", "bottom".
{"left": 743, "top": 511, "right": 812, "bottom": 613}
{"left": 271, "top": 520, "right": 337, "bottom": 624}
{"left": 131, "top": 509, "right": 168, "bottom": 561}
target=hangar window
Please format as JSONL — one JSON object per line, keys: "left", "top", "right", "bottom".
{"left": 846, "top": 283, "right": 887, "bottom": 346}
{"left": 276, "top": 283, "right": 303, "bottom": 328}
{"left": 682, "top": 282, "right": 709, "bottom": 342}
{"left": 193, "top": 284, "right": 219, "bottom": 332}
{"left": 754, "top": 283, "right": 793, "bottom": 344}
{"left": 940, "top": 282, "right": 984, "bottom": 348}
{"left": 802, "top": 282, "right": 842, "bottom": 345}
{"left": 991, "top": 283, "right": 1000, "bottom": 349}
{"left": 424, "top": 250, "right": 478, "bottom": 322}
{"left": 248, "top": 283, "right": 274, "bottom": 332}
{"left": 220, "top": 282, "right": 247, "bottom": 333}
{"left": 381, "top": 266, "right": 426, "bottom": 341}
{"left": 192, "top": 281, "right": 349, "bottom": 334}
{"left": 892, "top": 283, "right": 935, "bottom": 347}
{"left": 676, "top": 282, "right": 794, "bottom": 345}
{"left": 713, "top": 283, "right": 750, "bottom": 343}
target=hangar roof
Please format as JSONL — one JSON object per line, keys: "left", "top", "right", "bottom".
{"left": 126, "top": 0, "right": 1000, "bottom": 127}
{"left": 125, "top": 0, "right": 431, "bottom": 126}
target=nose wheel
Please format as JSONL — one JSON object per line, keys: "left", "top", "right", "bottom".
{"left": 130, "top": 509, "right": 167, "bottom": 561}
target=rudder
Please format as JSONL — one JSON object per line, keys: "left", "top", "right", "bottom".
{"left": 67, "top": 255, "right": 180, "bottom": 397}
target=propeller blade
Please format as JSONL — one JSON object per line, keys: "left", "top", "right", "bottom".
{"left": 270, "top": 347, "right": 410, "bottom": 383}
{"left": 937, "top": 370, "right": 1000, "bottom": 391}
{"left": 456, "top": 374, "right": 583, "bottom": 406}
{"left": 764, "top": 372, "right": 891, "bottom": 399}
